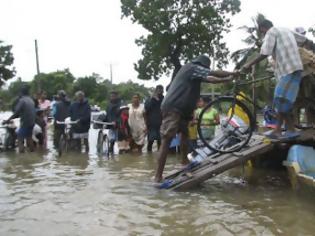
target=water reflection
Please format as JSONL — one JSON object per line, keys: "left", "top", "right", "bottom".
{"left": 55, "top": 153, "right": 89, "bottom": 169}
{"left": 0, "top": 124, "right": 315, "bottom": 235}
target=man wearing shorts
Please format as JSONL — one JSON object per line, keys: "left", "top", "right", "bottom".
{"left": 154, "top": 55, "right": 236, "bottom": 183}
{"left": 243, "top": 19, "right": 305, "bottom": 139}
{"left": 4, "top": 85, "right": 35, "bottom": 152}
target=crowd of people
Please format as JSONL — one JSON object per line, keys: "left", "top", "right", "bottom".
{"left": 3, "top": 86, "right": 93, "bottom": 153}
{"left": 2, "top": 18, "right": 314, "bottom": 185}
{"left": 2, "top": 79, "right": 223, "bottom": 158}
{"left": 101, "top": 87, "right": 164, "bottom": 155}
{"left": 2, "top": 84, "right": 168, "bottom": 155}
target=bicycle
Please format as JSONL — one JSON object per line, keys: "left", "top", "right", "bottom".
{"left": 92, "top": 120, "right": 115, "bottom": 157}
{"left": 0, "top": 121, "right": 17, "bottom": 151}
{"left": 56, "top": 118, "right": 79, "bottom": 156}
{"left": 197, "top": 75, "right": 273, "bottom": 153}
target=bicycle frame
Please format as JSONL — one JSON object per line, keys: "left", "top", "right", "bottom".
{"left": 223, "top": 75, "right": 274, "bottom": 130}
{"left": 56, "top": 119, "right": 79, "bottom": 140}
{"left": 92, "top": 120, "right": 115, "bottom": 155}
{"left": 92, "top": 119, "right": 115, "bottom": 136}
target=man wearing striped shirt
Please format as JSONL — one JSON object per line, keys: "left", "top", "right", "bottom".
{"left": 242, "top": 19, "right": 305, "bottom": 140}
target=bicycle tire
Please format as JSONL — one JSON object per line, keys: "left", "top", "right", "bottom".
{"left": 96, "top": 130, "right": 103, "bottom": 153}
{"left": 197, "top": 97, "right": 255, "bottom": 153}
{"left": 58, "top": 134, "right": 67, "bottom": 156}
{"left": 102, "top": 134, "right": 110, "bottom": 157}
{"left": 4, "top": 133, "right": 12, "bottom": 151}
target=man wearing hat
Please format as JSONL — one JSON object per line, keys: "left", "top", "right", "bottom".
{"left": 154, "top": 55, "right": 237, "bottom": 183}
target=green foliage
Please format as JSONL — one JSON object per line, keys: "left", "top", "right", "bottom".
{"left": 0, "top": 41, "right": 16, "bottom": 87}
{"left": 121, "top": 0, "right": 241, "bottom": 80}
{"left": 73, "top": 76, "right": 98, "bottom": 98}
{"left": 230, "top": 13, "right": 275, "bottom": 108}
{"left": 112, "top": 80, "right": 150, "bottom": 104}
{"left": 0, "top": 78, "right": 29, "bottom": 110}
{"left": 0, "top": 68, "right": 152, "bottom": 111}
{"left": 230, "top": 13, "right": 266, "bottom": 68}
{"left": 31, "top": 69, "right": 75, "bottom": 97}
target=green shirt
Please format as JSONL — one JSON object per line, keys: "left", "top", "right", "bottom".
{"left": 195, "top": 107, "right": 218, "bottom": 139}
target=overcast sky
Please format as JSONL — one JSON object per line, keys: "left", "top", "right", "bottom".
{"left": 1, "top": 0, "right": 314, "bottom": 88}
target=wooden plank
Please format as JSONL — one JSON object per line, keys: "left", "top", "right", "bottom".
{"left": 171, "top": 142, "right": 274, "bottom": 191}
{"left": 163, "top": 129, "right": 314, "bottom": 190}
{"left": 164, "top": 134, "right": 266, "bottom": 180}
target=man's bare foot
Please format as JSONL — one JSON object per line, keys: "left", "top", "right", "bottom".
{"left": 181, "top": 159, "right": 190, "bottom": 165}
{"left": 153, "top": 176, "right": 163, "bottom": 183}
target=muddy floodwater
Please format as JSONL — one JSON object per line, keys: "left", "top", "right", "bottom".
{"left": 0, "top": 122, "right": 315, "bottom": 235}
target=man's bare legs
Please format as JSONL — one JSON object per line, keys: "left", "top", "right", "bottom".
{"left": 274, "top": 112, "right": 296, "bottom": 136}
{"left": 26, "top": 137, "right": 35, "bottom": 152}
{"left": 284, "top": 112, "right": 295, "bottom": 132}
{"left": 18, "top": 137, "right": 35, "bottom": 153}
{"left": 274, "top": 113, "right": 284, "bottom": 135}
{"left": 179, "top": 133, "right": 189, "bottom": 165}
{"left": 18, "top": 137, "right": 25, "bottom": 153}
{"left": 154, "top": 136, "right": 172, "bottom": 183}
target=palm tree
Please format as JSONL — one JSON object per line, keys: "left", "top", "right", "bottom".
{"left": 230, "top": 13, "right": 266, "bottom": 69}
{"left": 230, "top": 13, "right": 275, "bottom": 110}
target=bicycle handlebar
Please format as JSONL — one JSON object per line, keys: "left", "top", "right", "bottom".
{"left": 91, "top": 120, "right": 115, "bottom": 126}
{"left": 56, "top": 120, "right": 79, "bottom": 125}
{"left": 236, "top": 75, "right": 274, "bottom": 85}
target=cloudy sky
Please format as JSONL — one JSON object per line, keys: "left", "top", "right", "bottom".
{"left": 1, "top": 0, "right": 314, "bottom": 88}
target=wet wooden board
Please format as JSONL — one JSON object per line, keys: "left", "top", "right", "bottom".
{"left": 163, "top": 129, "right": 315, "bottom": 191}
{"left": 164, "top": 135, "right": 265, "bottom": 181}
{"left": 170, "top": 141, "right": 273, "bottom": 191}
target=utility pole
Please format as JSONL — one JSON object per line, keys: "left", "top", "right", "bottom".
{"left": 211, "top": 49, "right": 216, "bottom": 100}
{"left": 34, "top": 39, "right": 40, "bottom": 75}
{"left": 110, "top": 63, "right": 113, "bottom": 84}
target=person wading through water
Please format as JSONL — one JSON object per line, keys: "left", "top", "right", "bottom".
{"left": 154, "top": 55, "right": 238, "bottom": 183}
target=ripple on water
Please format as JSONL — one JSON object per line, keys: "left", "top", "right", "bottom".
{"left": 0, "top": 126, "right": 315, "bottom": 235}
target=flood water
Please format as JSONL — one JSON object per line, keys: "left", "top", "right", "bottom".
{"left": 1, "top": 118, "right": 315, "bottom": 235}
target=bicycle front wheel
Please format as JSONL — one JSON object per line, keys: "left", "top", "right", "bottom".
{"left": 96, "top": 130, "right": 103, "bottom": 153}
{"left": 102, "top": 134, "right": 110, "bottom": 157}
{"left": 58, "top": 134, "right": 67, "bottom": 156}
{"left": 197, "top": 97, "right": 255, "bottom": 153}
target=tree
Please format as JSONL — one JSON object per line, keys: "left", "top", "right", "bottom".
{"left": 30, "top": 69, "right": 75, "bottom": 98}
{"left": 113, "top": 80, "right": 150, "bottom": 104}
{"left": 73, "top": 76, "right": 98, "bottom": 98}
{"left": 230, "top": 13, "right": 266, "bottom": 69}
{"left": 0, "top": 41, "right": 16, "bottom": 87}
{"left": 0, "top": 78, "right": 29, "bottom": 111}
{"left": 121, "top": 0, "right": 241, "bottom": 80}
{"left": 230, "top": 13, "right": 275, "bottom": 107}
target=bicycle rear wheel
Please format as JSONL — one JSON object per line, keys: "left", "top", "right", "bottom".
{"left": 58, "top": 134, "right": 67, "bottom": 156}
{"left": 97, "top": 130, "right": 110, "bottom": 157}
{"left": 4, "top": 133, "right": 13, "bottom": 151}
{"left": 197, "top": 97, "right": 255, "bottom": 153}
{"left": 102, "top": 134, "right": 110, "bottom": 157}
{"left": 96, "top": 130, "right": 103, "bottom": 153}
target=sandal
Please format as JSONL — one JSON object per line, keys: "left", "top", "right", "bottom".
{"left": 281, "top": 131, "right": 300, "bottom": 140}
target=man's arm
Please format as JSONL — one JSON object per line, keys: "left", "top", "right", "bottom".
{"left": 203, "top": 76, "right": 234, "bottom": 84}
{"left": 209, "top": 70, "right": 237, "bottom": 78}
{"left": 242, "top": 54, "right": 268, "bottom": 71}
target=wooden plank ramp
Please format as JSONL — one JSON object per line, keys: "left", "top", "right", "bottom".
{"left": 161, "top": 129, "right": 315, "bottom": 191}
